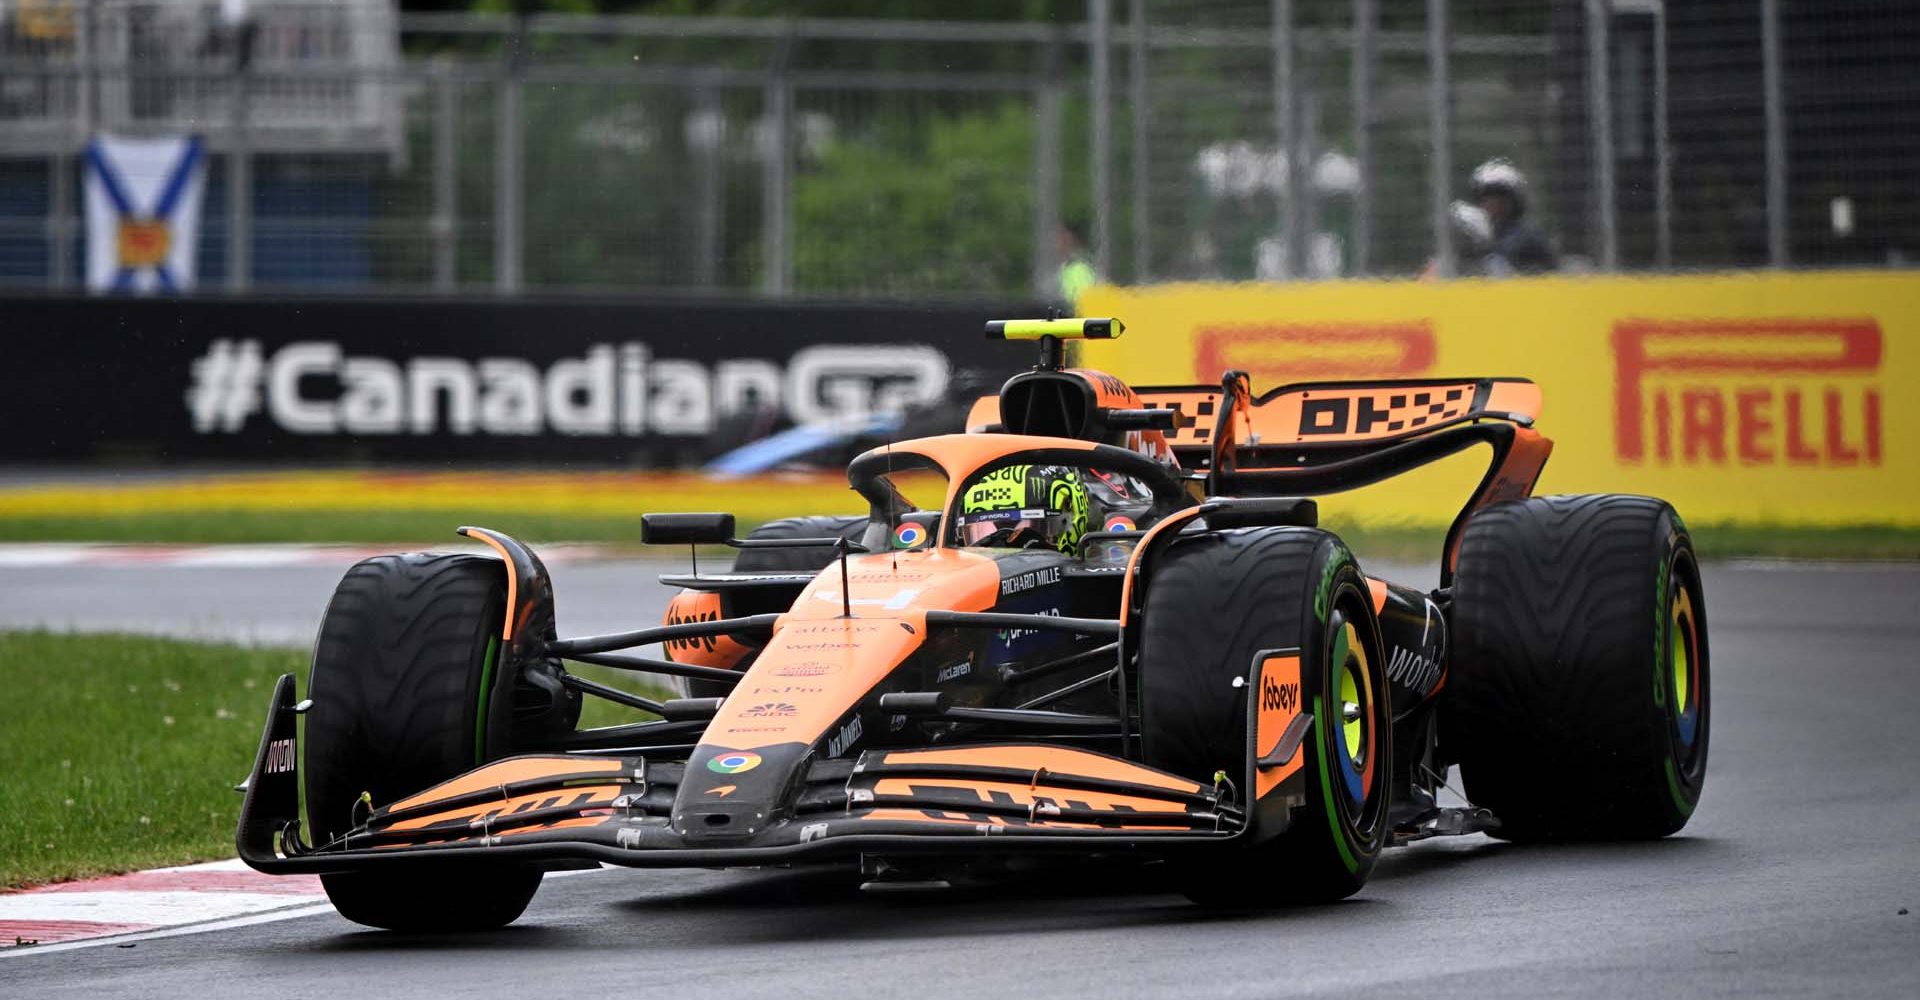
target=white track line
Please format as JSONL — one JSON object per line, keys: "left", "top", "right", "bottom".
{"left": 0, "top": 857, "right": 324, "bottom": 952}
{"left": 0, "top": 864, "right": 607, "bottom": 958}
{"left": 0, "top": 890, "right": 320, "bottom": 926}
{"left": 0, "top": 903, "right": 338, "bottom": 959}
{"left": 0, "top": 545, "right": 103, "bottom": 567}
{"left": 0, "top": 543, "right": 622, "bottom": 568}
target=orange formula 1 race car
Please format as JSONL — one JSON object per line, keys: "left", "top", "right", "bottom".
{"left": 235, "top": 318, "right": 1710, "bottom": 930}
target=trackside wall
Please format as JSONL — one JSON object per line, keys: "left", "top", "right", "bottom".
{"left": 1081, "top": 271, "right": 1920, "bottom": 527}
{"left": 0, "top": 296, "right": 1035, "bottom": 464}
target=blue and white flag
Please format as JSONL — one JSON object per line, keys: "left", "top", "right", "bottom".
{"left": 83, "top": 133, "right": 208, "bottom": 294}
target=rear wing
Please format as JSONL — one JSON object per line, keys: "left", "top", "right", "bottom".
{"left": 1132, "top": 376, "right": 1542, "bottom": 465}
{"left": 1147, "top": 374, "right": 1550, "bottom": 586}
{"left": 965, "top": 375, "right": 1542, "bottom": 472}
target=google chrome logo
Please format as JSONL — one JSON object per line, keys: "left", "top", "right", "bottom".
{"left": 707, "top": 751, "right": 763, "bottom": 775}
{"left": 893, "top": 522, "right": 927, "bottom": 549}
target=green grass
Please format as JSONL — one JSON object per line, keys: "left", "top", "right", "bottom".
{"left": 571, "top": 666, "right": 679, "bottom": 731}
{"left": 1682, "top": 524, "right": 1920, "bottom": 561}
{"left": 0, "top": 632, "right": 305, "bottom": 888}
{"left": 0, "top": 631, "right": 671, "bottom": 889}
{"left": 3, "top": 510, "right": 1916, "bottom": 561}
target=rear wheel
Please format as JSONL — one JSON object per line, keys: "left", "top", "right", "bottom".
{"left": 675, "top": 515, "right": 869, "bottom": 698}
{"left": 1139, "top": 527, "right": 1391, "bottom": 905}
{"left": 304, "top": 553, "right": 543, "bottom": 931}
{"left": 1447, "top": 494, "right": 1709, "bottom": 841}
{"left": 729, "top": 515, "right": 869, "bottom": 573}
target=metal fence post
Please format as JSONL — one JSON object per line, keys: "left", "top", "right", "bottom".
{"left": 1128, "top": 0, "right": 1149, "bottom": 284}
{"left": 1273, "top": 0, "right": 1298, "bottom": 278}
{"left": 49, "top": 150, "right": 73, "bottom": 289}
{"left": 1033, "top": 30, "right": 1065, "bottom": 299}
{"left": 73, "top": 0, "right": 96, "bottom": 291}
{"left": 227, "top": 30, "right": 254, "bottom": 293}
{"left": 78, "top": 0, "right": 97, "bottom": 147}
{"left": 1761, "top": 0, "right": 1788, "bottom": 268}
{"left": 1585, "top": 0, "right": 1617, "bottom": 271}
{"left": 1426, "top": 0, "right": 1454, "bottom": 278}
{"left": 691, "top": 81, "right": 723, "bottom": 290}
{"left": 1089, "top": 0, "right": 1113, "bottom": 278}
{"left": 495, "top": 70, "right": 523, "bottom": 295}
{"left": 431, "top": 60, "right": 458, "bottom": 292}
{"left": 1653, "top": 1, "right": 1671, "bottom": 270}
{"left": 761, "top": 29, "right": 793, "bottom": 297}
{"left": 1351, "top": 0, "right": 1376, "bottom": 277}
{"left": 1303, "top": 92, "right": 1323, "bottom": 272}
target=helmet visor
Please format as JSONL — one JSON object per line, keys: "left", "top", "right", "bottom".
{"left": 957, "top": 508, "right": 1050, "bottom": 546}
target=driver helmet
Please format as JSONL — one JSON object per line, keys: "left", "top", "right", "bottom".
{"left": 956, "top": 464, "right": 1090, "bottom": 554}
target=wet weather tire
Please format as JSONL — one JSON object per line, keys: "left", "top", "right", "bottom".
{"left": 1139, "top": 527, "right": 1391, "bottom": 905}
{"left": 304, "top": 553, "right": 542, "bottom": 931}
{"left": 684, "top": 515, "right": 868, "bottom": 698}
{"left": 729, "top": 515, "right": 869, "bottom": 573}
{"left": 1447, "top": 494, "right": 1709, "bottom": 841}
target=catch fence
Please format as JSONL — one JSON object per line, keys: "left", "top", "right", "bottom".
{"left": 1, "top": 1, "right": 1911, "bottom": 298}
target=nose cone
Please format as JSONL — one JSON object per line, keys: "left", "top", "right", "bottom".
{"left": 672, "top": 743, "right": 809, "bottom": 841}
{"left": 668, "top": 551, "right": 999, "bottom": 840}
{"left": 669, "top": 618, "right": 920, "bottom": 840}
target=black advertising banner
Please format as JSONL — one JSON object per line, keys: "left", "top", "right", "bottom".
{"left": 2, "top": 296, "right": 1039, "bottom": 463}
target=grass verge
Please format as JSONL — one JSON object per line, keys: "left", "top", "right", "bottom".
{"left": 0, "top": 631, "right": 670, "bottom": 889}
{"left": 0, "top": 632, "right": 304, "bottom": 888}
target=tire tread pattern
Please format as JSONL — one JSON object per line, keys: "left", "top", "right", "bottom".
{"left": 1139, "top": 527, "right": 1388, "bottom": 905}
{"left": 1140, "top": 529, "right": 1323, "bottom": 775}
{"left": 304, "top": 552, "right": 541, "bottom": 931}
{"left": 1448, "top": 494, "right": 1691, "bottom": 840}
{"left": 730, "top": 515, "right": 868, "bottom": 574}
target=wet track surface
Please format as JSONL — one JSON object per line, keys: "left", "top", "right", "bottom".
{"left": 3, "top": 558, "right": 1917, "bottom": 997}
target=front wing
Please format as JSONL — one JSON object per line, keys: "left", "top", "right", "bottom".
{"left": 237, "top": 638, "right": 1315, "bottom": 873}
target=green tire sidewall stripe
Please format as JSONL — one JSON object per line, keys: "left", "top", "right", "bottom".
{"left": 1652, "top": 557, "right": 1670, "bottom": 709}
{"left": 1664, "top": 755, "right": 1695, "bottom": 818}
{"left": 475, "top": 633, "right": 501, "bottom": 765}
{"left": 1313, "top": 693, "right": 1361, "bottom": 875}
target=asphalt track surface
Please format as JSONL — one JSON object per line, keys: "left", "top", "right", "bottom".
{"left": 3, "top": 557, "right": 1917, "bottom": 998}
{"left": 0, "top": 555, "right": 701, "bottom": 647}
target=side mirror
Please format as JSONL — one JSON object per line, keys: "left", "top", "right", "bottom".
{"left": 640, "top": 512, "right": 736, "bottom": 546}
{"left": 1103, "top": 408, "right": 1178, "bottom": 431}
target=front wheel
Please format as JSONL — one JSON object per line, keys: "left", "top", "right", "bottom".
{"left": 669, "top": 515, "right": 871, "bottom": 699}
{"left": 304, "top": 553, "right": 543, "bottom": 931}
{"left": 1138, "top": 527, "right": 1392, "bottom": 905}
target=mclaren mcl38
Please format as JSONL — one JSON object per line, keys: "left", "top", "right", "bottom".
{"left": 235, "top": 318, "right": 1710, "bottom": 930}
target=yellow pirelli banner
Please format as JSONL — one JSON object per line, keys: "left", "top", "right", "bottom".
{"left": 1080, "top": 270, "right": 1919, "bottom": 527}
